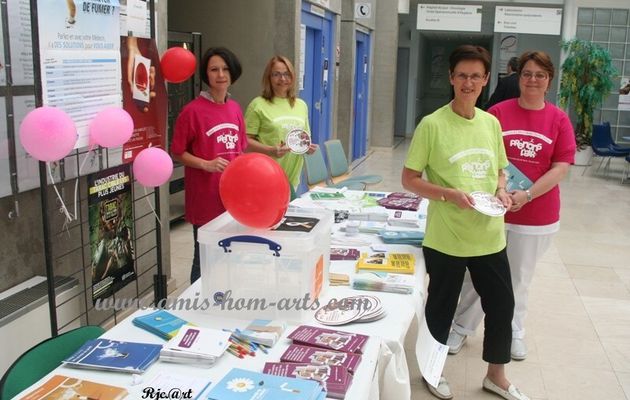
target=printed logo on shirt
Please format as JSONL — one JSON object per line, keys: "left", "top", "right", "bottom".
{"left": 274, "top": 116, "right": 307, "bottom": 133}
{"left": 449, "top": 148, "right": 494, "bottom": 179}
{"left": 205, "top": 123, "right": 240, "bottom": 150}
{"left": 503, "top": 130, "right": 552, "bottom": 159}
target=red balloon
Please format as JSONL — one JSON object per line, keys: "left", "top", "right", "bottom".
{"left": 219, "top": 153, "right": 290, "bottom": 229}
{"left": 160, "top": 47, "right": 196, "bottom": 83}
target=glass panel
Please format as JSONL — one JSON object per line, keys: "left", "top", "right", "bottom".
{"left": 626, "top": 44, "right": 630, "bottom": 59}
{"left": 602, "top": 110, "right": 617, "bottom": 123}
{"left": 576, "top": 25, "right": 593, "bottom": 40}
{"left": 617, "top": 126, "right": 630, "bottom": 142}
{"left": 603, "top": 94, "right": 619, "bottom": 109}
{"left": 610, "top": 44, "right": 625, "bottom": 59}
{"left": 613, "top": 59, "right": 623, "bottom": 74}
{"left": 624, "top": 62, "right": 630, "bottom": 77}
{"left": 612, "top": 9, "right": 628, "bottom": 26}
{"left": 578, "top": 8, "right": 594, "bottom": 24}
{"left": 620, "top": 111, "right": 630, "bottom": 126}
{"left": 594, "top": 9, "right": 611, "bottom": 25}
{"left": 611, "top": 27, "right": 627, "bottom": 43}
{"left": 593, "top": 26, "right": 610, "bottom": 41}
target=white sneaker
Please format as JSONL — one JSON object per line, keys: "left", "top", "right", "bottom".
{"left": 511, "top": 338, "right": 527, "bottom": 361}
{"left": 424, "top": 376, "right": 453, "bottom": 400}
{"left": 66, "top": 17, "right": 75, "bottom": 28}
{"left": 482, "top": 377, "right": 530, "bottom": 400}
{"left": 446, "top": 330, "right": 466, "bottom": 355}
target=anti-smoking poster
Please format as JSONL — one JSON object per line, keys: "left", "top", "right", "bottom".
{"left": 120, "top": 36, "right": 167, "bottom": 162}
{"left": 37, "top": 0, "right": 122, "bottom": 149}
{"left": 88, "top": 164, "right": 135, "bottom": 302}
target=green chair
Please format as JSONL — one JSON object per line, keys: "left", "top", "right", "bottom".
{"left": 303, "top": 147, "right": 366, "bottom": 190}
{"left": 0, "top": 325, "right": 105, "bottom": 399}
{"left": 323, "top": 139, "right": 382, "bottom": 185}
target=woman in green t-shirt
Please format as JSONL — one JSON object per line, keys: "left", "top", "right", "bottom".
{"left": 245, "top": 56, "right": 317, "bottom": 189}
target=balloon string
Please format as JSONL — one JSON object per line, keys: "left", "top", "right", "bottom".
{"left": 144, "top": 186, "right": 162, "bottom": 226}
{"left": 47, "top": 162, "right": 74, "bottom": 223}
{"left": 72, "top": 148, "right": 93, "bottom": 221}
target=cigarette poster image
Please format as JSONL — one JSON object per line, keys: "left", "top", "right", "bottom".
{"left": 619, "top": 76, "right": 630, "bottom": 111}
{"left": 88, "top": 164, "right": 135, "bottom": 302}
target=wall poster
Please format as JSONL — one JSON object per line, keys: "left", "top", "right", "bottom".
{"left": 88, "top": 163, "right": 135, "bottom": 302}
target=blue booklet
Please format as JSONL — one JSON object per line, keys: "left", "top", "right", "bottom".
{"left": 504, "top": 162, "right": 533, "bottom": 192}
{"left": 63, "top": 338, "right": 162, "bottom": 374}
{"left": 132, "top": 309, "right": 189, "bottom": 340}
{"left": 207, "top": 368, "right": 324, "bottom": 400}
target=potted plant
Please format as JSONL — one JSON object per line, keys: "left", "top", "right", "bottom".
{"left": 558, "top": 39, "right": 617, "bottom": 157}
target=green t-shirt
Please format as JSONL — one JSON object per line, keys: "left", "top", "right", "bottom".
{"left": 404, "top": 104, "right": 508, "bottom": 257}
{"left": 245, "top": 96, "right": 310, "bottom": 187}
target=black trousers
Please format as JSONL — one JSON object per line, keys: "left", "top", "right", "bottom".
{"left": 423, "top": 246, "right": 514, "bottom": 364}
{"left": 191, "top": 225, "right": 201, "bottom": 284}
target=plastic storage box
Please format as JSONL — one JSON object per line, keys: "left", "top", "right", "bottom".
{"left": 198, "top": 207, "right": 333, "bottom": 322}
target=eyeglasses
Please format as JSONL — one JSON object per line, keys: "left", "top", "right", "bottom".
{"left": 520, "top": 71, "right": 548, "bottom": 80}
{"left": 271, "top": 71, "right": 292, "bottom": 79}
{"left": 452, "top": 72, "right": 486, "bottom": 83}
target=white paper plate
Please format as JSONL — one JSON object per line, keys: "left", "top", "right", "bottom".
{"left": 470, "top": 191, "right": 507, "bottom": 217}
{"left": 314, "top": 299, "right": 363, "bottom": 325}
{"left": 285, "top": 128, "right": 311, "bottom": 154}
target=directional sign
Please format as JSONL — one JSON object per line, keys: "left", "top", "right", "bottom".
{"left": 417, "top": 4, "right": 483, "bottom": 32}
{"left": 494, "top": 6, "right": 562, "bottom": 35}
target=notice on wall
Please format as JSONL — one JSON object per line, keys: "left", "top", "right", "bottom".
{"left": 7, "top": 0, "right": 34, "bottom": 85}
{"left": 13, "top": 95, "right": 38, "bottom": 192}
{"left": 120, "top": 36, "right": 167, "bottom": 163}
{"left": 494, "top": 6, "right": 562, "bottom": 36}
{"left": 37, "top": 0, "right": 122, "bottom": 149}
{"left": 88, "top": 163, "right": 135, "bottom": 303}
{"left": 620, "top": 77, "right": 630, "bottom": 111}
{"left": 0, "top": 98, "right": 10, "bottom": 198}
{"left": 0, "top": 14, "right": 6, "bottom": 86}
{"left": 119, "top": 0, "right": 150, "bottom": 38}
{"left": 417, "top": 4, "right": 482, "bottom": 32}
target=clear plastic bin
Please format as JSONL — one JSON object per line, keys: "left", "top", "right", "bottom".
{"left": 197, "top": 207, "right": 333, "bottom": 322}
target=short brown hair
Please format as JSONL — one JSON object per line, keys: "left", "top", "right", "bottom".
{"left": 200, "top": 47, "right": 242, "bottom": 87}
{"left": 518, "top": 51, "right": 555, "bottom": 82}
{"left": 261, "top": 55, "right": 297, "bottom": 107}
{"left": 449, "top": 45, "right": 491, "bottom": 75}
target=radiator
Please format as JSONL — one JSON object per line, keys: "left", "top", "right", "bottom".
{"left": 0, "top": 276, "right": 81, "bottom": 376}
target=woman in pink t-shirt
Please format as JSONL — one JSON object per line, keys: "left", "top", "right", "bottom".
{"left": 171, "top": 47, "right": 248, "bottom": 283}
{"left": 448, "top": 51, "right": 576, "bottom": 362}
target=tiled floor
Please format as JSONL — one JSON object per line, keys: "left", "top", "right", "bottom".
{"left": 169, "top": 140, "right": 630, "bottom": 400}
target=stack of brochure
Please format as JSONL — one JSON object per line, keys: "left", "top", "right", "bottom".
{"left": 20, "top": 375, "right": 128, "bottom": 400}
{"left": 132, "top": 309, "right": 189, "bottom": 340}
{"left": 233, "top": 319, "right": 286, "bottom": 347}
{"left": 208, "top": 368, "right": 325, "bottom": 400}
{"left": 352, "top": 273, "right": 416, "bottom": 294}
{"left": 63, "top": 339, "right": 161, "bottom": 374}
{"left": 288, "top": 326, "right": 368, "bottom": 354}
{"left": 160, "top": 325, "right": 232, "bottom": 366}
{"left": 378, "top": 230, "right": 424, "bottom": 245}
{"left": 263, "top": 362, "right": 352, "bottom": 399}
{"left": 280, "top": 344, "right": 362, "bottom": 374}
{"left": 355, "top": 252, "right": 415, "bottom": 274}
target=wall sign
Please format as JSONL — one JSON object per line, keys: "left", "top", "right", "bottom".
{"left": 494, "top": 6, "right": 562, "bottom": 35}
{"left": 417, "top": 4, "right": 482, "bottom": 32}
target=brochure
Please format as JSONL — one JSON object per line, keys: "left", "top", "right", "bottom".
{"left": 160, "top": 326, "right": 231, "bottom": 365}
{"left": 377, "top": 192, "right": 422, "bottom": 211}
{"left": 19, "top": 375, "right": 128, "bottom": 400}
{"left": 263, "top": 362, "right": 352, "bottom": 399}
{"left": 273, "top": 216, "right": 320, "bottom": 233}
{"left": 352, "top": 273, "right": 416, "bottom": 295}
{"left": 280, "top": 344, "right": 362, "bottom": 374}
{"left": 287, "top": 326, "right": 368, "bottom": 354}
{"left": 63, "top": 338, "right": 161, "bottom": 374}
{"left": 132, "top": 309, "right": 189, "bottom": 340}
{"left": 235, "top": 319, "right": 287, "bottom": 347}
{"left": 207, "top": 368, "right": 323, "bottom": 400}
{"left": 355, "top": 252, "right": 415, "bottom": 274}
{"left": 504, "top": 162, "right": 533, "bottom": 192}
{"left": 330, "top": 248, "right": 360, "bottom": 261}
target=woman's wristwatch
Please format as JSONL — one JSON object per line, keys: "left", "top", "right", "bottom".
{"left": 525, "top": 189, "right": 532, "bottom": 202}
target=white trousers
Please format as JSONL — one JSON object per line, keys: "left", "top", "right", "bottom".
{"left": 452, "top": 230, "right": 554, "bottom": 339}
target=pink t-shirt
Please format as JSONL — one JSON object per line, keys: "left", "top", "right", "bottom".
{"left": 171, "top": 96, "right": 247, "bottom": 226}
{"left": 488, "top": 99, "right": 576, "bottom": 226}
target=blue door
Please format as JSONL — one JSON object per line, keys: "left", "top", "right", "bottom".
{"left": 300, "top": 4, "right": 334, "bottom": 148}
{"left": 352, "top": 30, "right": 370, "bottom": 161}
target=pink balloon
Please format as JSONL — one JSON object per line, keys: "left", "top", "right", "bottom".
{"left": 90, "top": 107, "right": 134, "bottom": 148}
{"left": 19, "top": 107, "right": 77, "bottom": 162}
{"left": 133, "top": 147, "right": 173, "bottom": 187}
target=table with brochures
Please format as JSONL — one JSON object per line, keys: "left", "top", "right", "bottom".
{"left": 15, "top": 190, "right": 428, "bottom": 400}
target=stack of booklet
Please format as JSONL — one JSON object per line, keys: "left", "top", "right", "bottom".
{"left": 280, "top": 344, "right": 362, "bottom": 374}
{"left": 132, "top": 309, "right": 189, "bottom": 340}
{"left": 287, "top": 325, "right": 368, "bottom": 354}
{"left": 263, "top": 362, "right": 352, "bottom": 399}
{"left": 160, "top": 325, "right": 232, "bottom": 366}
{"left": 233, "top": 319, "right": 286, "bottom": 347}
{"left": 19, "top": 375, "right": 128, "bottom": 400}
{"left": 355, "top": 252, "right": 415, "bottom": 274}
{"left": 377, "top": 192, "right": 422, "bottom": 211}
{"left": 63, "top": 338, "right": 161, "bottom": 374}
{"left": 352, "top": 272, "right": 416, "bottom": 294}
{"left": 207, "top": 368, "right": 325, "bottom": 400}
{"left": 378, "top": 230, "right": 424, "bottom": 245}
